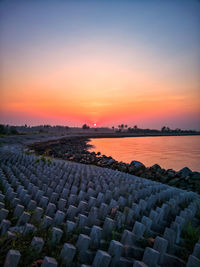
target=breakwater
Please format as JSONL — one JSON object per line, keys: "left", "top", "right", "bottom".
{"left": 29, "top": 136, "right": 200, "bottom": 194}
{"left": 0, "top": 149, "right": 200, "bottom": 266}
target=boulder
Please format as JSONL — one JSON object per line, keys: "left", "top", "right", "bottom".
{"left": 167, "top": 169, "right": 176, "bottom": 178}
{"left": 107, "top": 158, "right": 115, "bottom": 165}
{"left": 151, "top": 164, "right": 161, "bottom": 171}
{"left": 168, "top": 178, "right": 180, "bottom": 186}
{"left": 130, "top": 161, "right": 145, "bottom": 169}
{"left": 191, "top": 172, "right": 200, "bottom": 180}
{"left": 177, "top": 167, "right": 192, "bottom": 178}
{"left": 160, "top": 176, "right": 169, "bottom": 184}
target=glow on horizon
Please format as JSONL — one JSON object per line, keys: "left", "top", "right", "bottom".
{"left": 0, "top": 0, "right": 200, "bottom": 129}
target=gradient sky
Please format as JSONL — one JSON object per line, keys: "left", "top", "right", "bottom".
{"left": 0, "top": 0, "right": 200, "bottom": 129}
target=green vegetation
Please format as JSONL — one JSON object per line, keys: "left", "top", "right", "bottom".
{"left": 183, "top": 222, "right": 200, "bottom": 249}
{"left": 35, "top": 155, "right": 52, "bottom": 165}
{"left": 82, "top": 124, "right": 90, "bottom": 129}
{"left": 0, "top": 124, "right": 19, "bottom": 135}
{"left": 0, "top": 223, "right": 84, "bottom": 266}
{"left": 0, "top": 229, "right": 65, "bottom": 267}
{"left": 24, "top": 150, "right": 32, "bottom": 155}
{"left": 177, "top": 221, "right": 200, "bottom": 262}
{"left": 0, "top": 233, "right": 41, "bottom": 266}
{"left": 111, "top": 231, "right": 120, "bottom": 241}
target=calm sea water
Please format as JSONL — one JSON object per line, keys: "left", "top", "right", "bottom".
{"left": 89, "top": 136, "right": 200, "bottom": 172}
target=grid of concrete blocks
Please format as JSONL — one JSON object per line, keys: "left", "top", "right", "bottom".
{"left": 0, "top": 150, "right": 200, "bottom": 267}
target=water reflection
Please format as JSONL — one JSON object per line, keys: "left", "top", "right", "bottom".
{"left": 89, "top": 136, "right": 200, "bottom": 171}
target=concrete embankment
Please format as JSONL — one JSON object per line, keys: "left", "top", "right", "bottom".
{"left": 0, "top": 149, "right": 200, "bottom": 266}
{"left": 29, "top": 136, "right": 200, "bottom": 194}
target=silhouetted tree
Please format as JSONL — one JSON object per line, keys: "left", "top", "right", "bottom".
{"left": 0, "top": 125, "right": 8, "bottom": 134}
{"left": 82, "top": 124, "right": 90, "bottom": 129}
{"left": 9, "top": 126, "right": 18, "bottom": 135}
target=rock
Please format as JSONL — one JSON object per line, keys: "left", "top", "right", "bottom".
{"left": 118, "top": 163, "right": 128, "bottom": 172}
{"left": 151, "top": 164, "right": 161, "bottom": 171}
{"left": 154, "top": 171, "right": 162, "bottom": 179}
{"left": 188, "top": 178, "right": 194, "bottom": 184}
{"left": 107, "top": 158, "right": 115, "bottom": 165}
{"left": 130, "top": 161, "right": 145, "bottom": 170}
{"left": 167, "top": 169, "right": 176, "bottom": 178}
{"left": 168, "top": 178, "right": 180, "bottom": 186}
{"left": 177, "top": 167, "right": 192, "bottom": 178}
{"left": 191, "top": 172, "right": 200, "bottom": 180}
{"left": 160, "top": 176, "right": 169, "bottom": 183}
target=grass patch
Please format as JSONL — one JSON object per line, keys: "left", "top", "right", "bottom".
{"left": 176, "top": 221, "right": 200, "bottom": 262}
{"left": 35, "top": 155, "right": 52, "bottom": 165}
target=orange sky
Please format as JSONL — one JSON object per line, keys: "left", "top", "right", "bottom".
{"left": 0, "top": 0, "right": 200, "bottom": 129}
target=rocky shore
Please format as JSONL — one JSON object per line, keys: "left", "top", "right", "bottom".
{"left": 29, "top": 136, "right": 200, "bottom": 194}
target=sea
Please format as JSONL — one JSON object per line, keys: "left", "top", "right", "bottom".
{"left": 89, "top": 135, "right": 200, "bottom": 172}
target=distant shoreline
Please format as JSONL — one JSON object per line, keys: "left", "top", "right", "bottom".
{"left": 63, "top": 132, "right": 200, "bottom": 139}
{"left": 27, "top": 131, "right": 200, "bottom": 139}
{"left": 1, "top": 131, "right": 199, "bottom": 146}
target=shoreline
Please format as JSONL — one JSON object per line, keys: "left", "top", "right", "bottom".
{"left": 75, "top": 132, "right": 200, "bottom": 139}
{"left": 1, "top": 131, "right": 200, "bottom": 140}
{"left": 29, "top": 135, "right": 200, "bottom": 194}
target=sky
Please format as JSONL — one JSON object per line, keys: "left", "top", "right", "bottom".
{"left": 0, "top": 0, "right": 200, "bottom": 129}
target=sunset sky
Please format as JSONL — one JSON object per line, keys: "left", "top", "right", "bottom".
{"left": 0, "top": 0, "right": 200, "bottom": 129}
